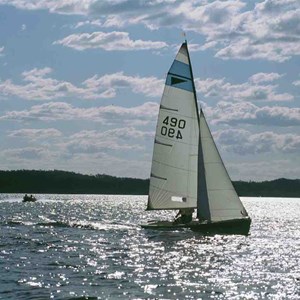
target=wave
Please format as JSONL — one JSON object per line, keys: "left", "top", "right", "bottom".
{"left": 3, "top": 220, "right": 133, "bottom": 231}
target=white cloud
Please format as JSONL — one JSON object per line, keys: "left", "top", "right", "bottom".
{"left": 70, "top": 127, "right": 153, "bottom": 141}
{"left": 204, "top": 101, "right": 300, "bottom": 127}
{"left": 83, "top": 72, "right": 163, "bottom": 98}
{"left": 2, "top": 147, "right": 51, "bottom": 160}
{"left": 64, "top": 127, "right": 153, "bottom": 156}
{"left": 292, "top": 74, "right": 300, "bottom": 87}
{"left": 0, "top": 46, "right": 4, "bottom": 56}
{"left": 0, "top": 67, "right": 102, "bottom": 100}
{"left": 8, "top": 128, "right": 62, "bottom": 139}
{"left": 54, "top": 31, "right": 167, "bottom": 51}
{"left": 74, "top": 19, "right": 102, "bottom": 28}
{"left": 0, "top": 68, "right": 163, "bottom": 100}
{"left": 0, "top": 126, "right": 154, "bottom": 177}
{"left": 229, "top": 159, "right": 300, "bottom": 181}
{"left": 249, "top": 73, "right": 283, "bottom": 84}
{"left": 215, "top": 128, "right": 300, "bottom": 155}
{"left": 2, "top": 1, "right": 299, "bottom": 61}
{"left": 205, "top": 1, "right": 300, "bottom": 62}
{"left": 196, "top": 74, "right": 293, "bottom": 102}
{"left": 0, "top": 0, "right": 91, "bottom": 14}
{"left": 0, "top": 101, "right": 159, "bottom": 124}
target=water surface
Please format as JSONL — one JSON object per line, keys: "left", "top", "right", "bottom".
{"left": 0, "top": 195, "right": 299, "bottom": 299}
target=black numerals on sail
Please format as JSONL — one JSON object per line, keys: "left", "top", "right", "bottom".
{"left": 161, "top": 116, "right": 185, "bottom": 139}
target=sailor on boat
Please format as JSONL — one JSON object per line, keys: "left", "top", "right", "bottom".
{"left": 23, "top": 194, "right": 37, "bottom": 202}
{"left": 174, "top": 208, "right": 194, "bottom": 224}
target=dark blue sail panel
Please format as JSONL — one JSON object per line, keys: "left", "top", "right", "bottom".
{"left": 166, "top": 74, "right": 193, "bottom": 92}
{"left": 169, "top": 60, "right": 191, "bottom": 79}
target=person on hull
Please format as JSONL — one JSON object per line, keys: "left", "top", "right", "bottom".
{"left": 174, "top": 208, "right": 194, "bottom": 224}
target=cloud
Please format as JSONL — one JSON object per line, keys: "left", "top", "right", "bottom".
{"left": 0, "top": 101, "right": 159, "bottom": 125}
{"left": 63, "top": 127, "right": 153, "bottom": 156}
{"left": 215, "top": 128, "right": 300, "bottom": 155}
{"left": 70, "top": 127, "right": 153, "bottom": 141}
{"left": 204, "top": 101, "right": 300, "bottom": 127}
{"left": 1, "top": 1, "right": 299, "bottom": 61}
{"left": 249, "top": 73, "right": 284, "bottom": 84}
{"left": 0, "top": 0, "right": 91, "bottom": 15}
{"left": 0, "top": 67, "right": 103, "bottom": 100}
{"left": 54, "top": 31, "right": 167, "bottom": 51}
{"left": 2, "top": 147, "right": 51, "bottom": 160}
{"left": 195, "top": 73, "right": 293, "bottom": 102}
{"left": 0, "top": 126, "right": 154, "bottom": 177}
{"left": 0, "top": 46, "right": 4, "bottom": 56}
{"left": 229, "top": 159, "right": 300, "bottom": 181}
{"left": 8, "top": 128, "right": 62, "bottom": 140}
{"left": 83, "top": 72, "right": 163, "bottom": 98}
{"left": 74, "top": 19, "right": 102, "bottom": 29}
{"left": 204, "top": 0, "right": 300, "bottom": 62}
{"left": 0, "top": 68, "right": 163, "bottom": 100}
{"left": 292, "top": 74, "right": 300, "bottom": 86}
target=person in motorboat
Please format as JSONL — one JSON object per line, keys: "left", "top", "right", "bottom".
{"left": 23, "top": 194, "right": 37, "bottom": 202}
{"left": 173, "top": 208, "right": 194, "bottom": 224}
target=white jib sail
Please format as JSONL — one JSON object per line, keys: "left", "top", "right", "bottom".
{"left": 148, "top": 43, "right": 199, "bottom": 210}
{"left": 199, "top": 110, "right": 248, "bottom": 221}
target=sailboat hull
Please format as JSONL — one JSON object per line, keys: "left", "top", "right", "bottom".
{"left": 189, "top": 218, "right": 251, "bottom": 235}
{"left": 141, "top": 217, "right": 251, "bottom": 235}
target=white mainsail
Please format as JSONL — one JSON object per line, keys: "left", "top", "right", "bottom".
{"left": 147, "top": 41, "right": 249, "bottom": 222}
{"left": 148, "top": 43, "right": 199, "bottom": 210}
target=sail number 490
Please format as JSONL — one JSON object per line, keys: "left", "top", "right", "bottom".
{"left": 161, "top": 116, "right": 186, "bottom": 139}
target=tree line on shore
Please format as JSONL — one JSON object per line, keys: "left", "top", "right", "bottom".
{"left": 0, "top": 170, "right": 299, "bottom": 197}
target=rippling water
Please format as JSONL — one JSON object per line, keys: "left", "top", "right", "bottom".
{"left": 0, "top": 194, "right": 299, "bottom": 299}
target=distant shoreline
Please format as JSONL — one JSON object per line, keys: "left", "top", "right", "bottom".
{"left": 0, "top": 170, "right": 299, "bottom": 197}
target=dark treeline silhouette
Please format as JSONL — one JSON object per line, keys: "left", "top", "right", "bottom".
{"left": 0, "top": 170, "right": 148, "bottom": 195}
{"left": 0, "top": 170, "right": 299, "bottom": 197}
{"left": 233, "top": 178, "right": 300, "bottom": 197}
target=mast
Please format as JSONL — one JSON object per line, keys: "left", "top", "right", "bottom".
{"left": 184, "top": 41, "right": 211, "bottom": 221}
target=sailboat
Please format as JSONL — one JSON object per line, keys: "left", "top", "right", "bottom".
{"left": 141, "top": 41, "right": 251, "bottom": 235}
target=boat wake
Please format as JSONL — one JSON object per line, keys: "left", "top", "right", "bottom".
{"left": 4, "top": 219, "right": 133, "bottom": 231}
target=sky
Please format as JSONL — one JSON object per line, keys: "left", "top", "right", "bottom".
{"left": 0, "top": 0, "right": 299, "bottom": 181}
